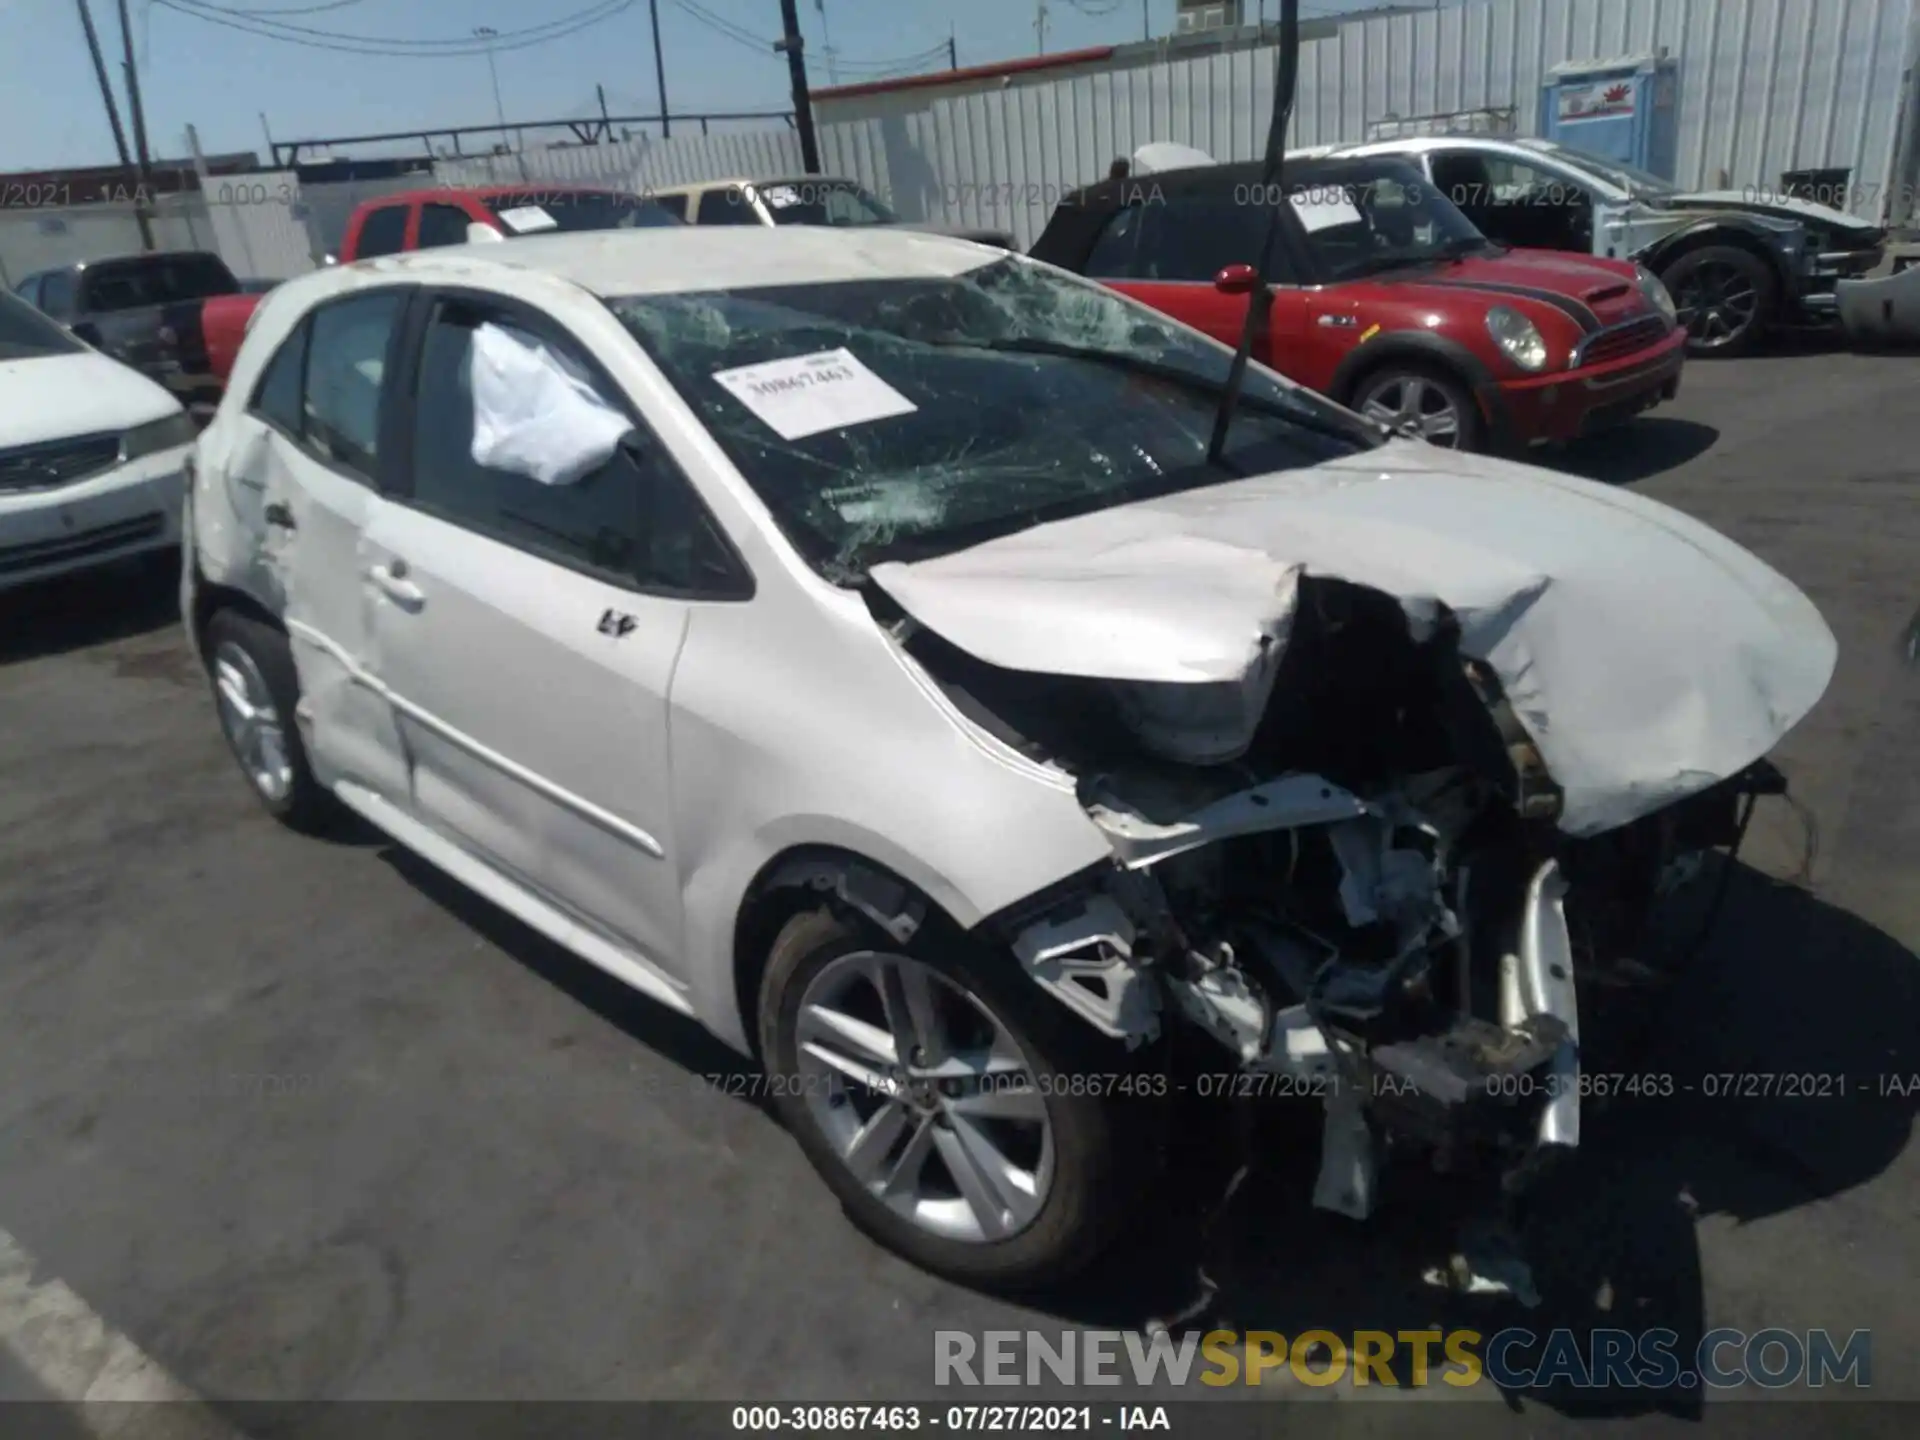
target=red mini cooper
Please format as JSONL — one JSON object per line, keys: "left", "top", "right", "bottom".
{"left": 1029, "top": 155, "right": 1686, "bottom": 452}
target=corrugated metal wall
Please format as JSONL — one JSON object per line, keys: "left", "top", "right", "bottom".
{"left": 847, "top": 0, "right": 1920, "bottom": 248}
{"left": 432, "top": 129, "right": 805, "bottom": 193}
{"left": 198, "top": 172, "right": 319, "bottom": 279}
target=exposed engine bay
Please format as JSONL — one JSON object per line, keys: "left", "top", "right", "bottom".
{"left": 871, "top": 569, "right": 1785, "bottom": 1236}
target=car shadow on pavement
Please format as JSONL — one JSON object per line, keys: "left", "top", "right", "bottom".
{"left": 376, "top": 846, "right": 762, "bottom": 1089}
{"left": 1545, "top": 417, "right": 1721, "bottom": 486}
{"left": 0, "top": 551, "right": 181, "bottom": 666}
{"left": 1043, "top": 862, "right": 1915, "bottom": 1419}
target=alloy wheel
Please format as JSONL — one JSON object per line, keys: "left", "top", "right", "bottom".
{"left": 1357, "top": 374, "right": 1463, "bottom": 446}
{"left": 795, "top": 950, "right": 1054, "bottom": 1244}
{"left": 212, "top": 640, "right": 294, "bottom": 803}
{"left": 1673, "top": 261, "right": 1759, "bottom": 349}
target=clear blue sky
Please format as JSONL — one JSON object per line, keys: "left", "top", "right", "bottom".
{"left": 3, "top": 1, "right": 1412, "bottom": 170}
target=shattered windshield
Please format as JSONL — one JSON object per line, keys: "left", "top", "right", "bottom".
{"left": 754, "top": 179, "right": 898, "bottom": 227}
{"left": 609, "top": 257, "right": 1377, "bottom": 578}
{"left": 1296, "top": 168, "right": 1493, "bottom": 280}
{"left": 1520, "top": 139, "right": 1678, "bottom": 199}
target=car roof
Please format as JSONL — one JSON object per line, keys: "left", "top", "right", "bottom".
{"left": 1316, "top": 135, "right": 1553, "bottom": 159}
{"left": 301, "top": 226, "right": 1000, "bottom": 301}
{"left": 1066, "top": 153, "right": 1429, "bottom": 207}
{"left": 28, "top": 249, "right": 226, "bottom": 276}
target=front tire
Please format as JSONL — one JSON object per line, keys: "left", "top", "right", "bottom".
{"left": 758, "top": 907, "right": 1163, "bottom": 1290}
{"left": 1661, "top": 244, "right": 1776, "bottom": 357}
{"left": 204, "top": 608, "right": 335, "bottom": 833}
{"left": 1351, "top": 364, "right": 1484, "bottom": 451}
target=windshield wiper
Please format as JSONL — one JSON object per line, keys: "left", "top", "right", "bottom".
{"left": 920, "top": 334, "right": 1374, "bottom": 451}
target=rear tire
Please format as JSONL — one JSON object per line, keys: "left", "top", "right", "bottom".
{"left": 1660, "top": 244, "right": 1777, "bottom": 357}
{"left": 1350, "top": 363, "right": 1484, "bottom": 451}
{"left": 204, "top": 608, "right": 336, "bottom": 833}
{"left": 758, "top": 906, "right": 1165, "bottom": 1290}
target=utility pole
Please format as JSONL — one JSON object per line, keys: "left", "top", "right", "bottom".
{"left": 1035, "top": 1, "right": 1049, "bottom": 56}
{"left": 1143, "top": 0, "right": 1151, "bottom": 42}
{"left": 775, "top": 0, "right": 820, "bottom": 173}
{"left": 649, "top": 0, "right": 671, "bottom": 137}
{"left": 596, "top": 83, "right": 612, "bottom": 142}
{"left": 473, "top": 27, "right": 508, "bottom": 136}
{"left": 74, "top": 0, "right": 149, "bottom": 245}
{"left": 111, "top": 0, "right": 155, "bottom": 250}
{"left": 949, "top": 25, "right": 958, "bottom": 70}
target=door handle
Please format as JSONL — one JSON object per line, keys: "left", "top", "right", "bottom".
{"left": 369, "top": 561, "right": 425, "bottom": 609}
{"left": 263, "top": 501, "right": 296, "bottom": 530}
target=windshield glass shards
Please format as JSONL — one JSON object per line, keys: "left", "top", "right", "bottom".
{"left": 609, "top": 257, "right": 1378, "bottom": 578}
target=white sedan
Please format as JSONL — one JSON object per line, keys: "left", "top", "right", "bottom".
{"left": 1, "top": 290, "right": 197, "bottom": 592}
{"left": 183, "top": 227, "right": 1834, "bottom": 1289}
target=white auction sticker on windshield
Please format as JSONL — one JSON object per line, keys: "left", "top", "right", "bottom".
{"left": 762, "top": 184, "right": 801, "bottom": 209}
{"left": 1291, "top": 192, "right": 1362, "bottom": 232}
{"left": 711, "top": 347, "right": 917, "bottom": 440}
{"left": 496, "top": 205, "right": 558, "bottom": 234}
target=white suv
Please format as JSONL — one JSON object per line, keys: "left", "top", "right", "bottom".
{"left": 1, "top": 290, "right": 197, "bottom": 591}
{"left": 183, "top": 227, "right": 1833, "bottom": 1289}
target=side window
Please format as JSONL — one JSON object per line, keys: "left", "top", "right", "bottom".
{"left": 355, "top": 204, "right": 409, "bottom": 258}
{"left": 1137, "top": 197, "right": 1278, "bottom": 283}
{"left": 14, "top": 277, "right": 41, "bottom": 309}
{"left": 39, "top": 270, "right": 77, "bottom": 317}
{"left": 408, "top": 301, "right": 743, "bottom": 593}
{"left": 697, "top": 187, "right": 761, "bottom": 225}
{"left": 416, "top": 203, "right": 473, "bottom": 249}
{"left": 249, "top": 320, "right": 309, "bottom": 435}
{"left": 1083, "top": 207, "right": 1147, "bottom": 278}
{"left": 302, "top": 291, "right": 404, "bottom": 481}
{"left": 651, "top": 193, "right": 688, "bottom": 220}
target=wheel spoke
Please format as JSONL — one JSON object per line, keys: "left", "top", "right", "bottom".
{"left": 842, "top": 1100, "right": 913, "bottom": 1186}
{"left": 798, "top": 1001, "right": 898, "bottom": 1074}
{"left": 876, "top": 956, "right": 946, "bottom": 1068}
{"left": 880, "top": 1114, "right": 938, "bottom": 1199}
{"left": 214, "top": 662, "right": 255, "bottom": 723}
{"left": 947, "top": 1078, "right": 1047, "bottom": 1122}
{"left": 935, "top": 1115, "right": 1038, "bottom": 1239}
{"left": 1360, "top": 398, "right": 1400, "bottom": 427}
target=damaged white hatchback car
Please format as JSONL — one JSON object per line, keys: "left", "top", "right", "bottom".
{"left": 183, "top": 227, "right": 1835, "bottom": 1289}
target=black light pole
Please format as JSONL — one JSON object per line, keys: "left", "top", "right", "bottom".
{"left": 649, "top": 0, "right": 671, "bottom": 138}
{"left": 775, "top": 0, "right": 820, "bottom": 173}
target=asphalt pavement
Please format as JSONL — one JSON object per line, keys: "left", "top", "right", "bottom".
{"left": 1, "top": 343, "right": 1915, "bottom": 1435}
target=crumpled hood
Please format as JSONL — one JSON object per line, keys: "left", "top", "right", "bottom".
{"left": 870, "top": 439, "right": 1837, "bottom": 838}
{"left": 892, "top": 220, "right": 1016, "bottom": 249}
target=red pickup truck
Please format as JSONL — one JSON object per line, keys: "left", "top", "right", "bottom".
{"left": 201, "top": 183, "right": 682, "bottom": 384}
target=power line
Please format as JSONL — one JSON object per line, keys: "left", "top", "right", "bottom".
{"left": 671, "top": 0, "right": 771, "bottom": 54}
{"left": 183, "top": 1, "right": 368, "bottom": 14}
{"left": 152, "top": 0, "right": 639, "bottom": 55}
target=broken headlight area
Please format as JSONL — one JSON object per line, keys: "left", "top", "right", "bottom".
{"left": 925, "top": 578, "right": 1778, "bottom": 1218}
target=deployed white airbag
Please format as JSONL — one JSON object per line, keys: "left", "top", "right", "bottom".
{"left": 469, "top": 322, "right": 633, "bottom": 486}
{"left": 871, "top": 439, "right": 1837, "bottom": 837}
